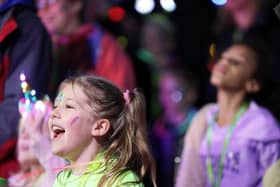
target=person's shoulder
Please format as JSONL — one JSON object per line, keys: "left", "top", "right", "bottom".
{"left": 245, "top": 101, "right": 279, "bottom": 125}
{"left": 191, "top": 103, "right": 216, "bottom": 125}
{"left": 194, "top": 103, "right": 216, "bottom": 118}
{"left": 114, "top": 170, "right": 144, "bottom": 187}
{"left": 184, "top": 103, "right": 216, "bottom": 144}
{"left": 14, "top": 7, "right": 47, "bottom": 34}
{"left": 238, "top": 101, "right": 280, "bottom": 140}
{"left": 199, "top": 103, "right": 216, "bottom": 112}
{"left": 52, "top": 169, "right": 71, "bottom": 187}
{"left": 13, "top": 6, "right": 38, "bottom": 23}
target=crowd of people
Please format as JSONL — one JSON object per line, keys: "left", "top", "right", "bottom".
{"left": 0, "top": 0, "right": 279, "bottom": 186}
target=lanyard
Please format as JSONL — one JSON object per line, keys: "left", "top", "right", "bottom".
{"left": 206, "top": 102, "right": 249, "bottom": 187}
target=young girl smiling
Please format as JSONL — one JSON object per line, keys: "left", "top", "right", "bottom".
{"left": 49, "top": 75, "right": 157, "bottom": 186}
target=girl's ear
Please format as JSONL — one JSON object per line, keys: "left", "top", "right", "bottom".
{"left": 91, "top": 119, "right": 110, "bottom": 137}
{"left": 245, "top": 79, "right": 260, "bottom": 93}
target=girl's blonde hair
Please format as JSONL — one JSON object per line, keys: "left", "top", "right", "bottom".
{"left": 60, "top": 75, "right": 157, "bottom": 187}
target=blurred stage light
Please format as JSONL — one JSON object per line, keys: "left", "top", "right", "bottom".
{"left": 108, "top": 6, "right": 126, "bottom": 22}
{"left": 135, "top": 0, "right": 155, "bottom": 14}
{"left": 211, "top": 0, "right": 227, "bottom": 6}
{"left": 160, "top": 0, "right": 176, "bottom": 12}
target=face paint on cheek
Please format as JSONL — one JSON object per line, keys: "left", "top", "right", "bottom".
{"left": 57, "top": 92, "right": 64, "bottom": 102}
{"left": 70, "top": 116, "right": 80, "bottom": 126}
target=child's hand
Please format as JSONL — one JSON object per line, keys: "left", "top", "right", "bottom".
{"left": 19, "top": 97, "right": 53, "bottom": 163}
{"left": 22, "top": 97, "right": 52, "bottom": 141}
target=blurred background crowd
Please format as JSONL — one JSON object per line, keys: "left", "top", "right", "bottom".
{"left": 0, "top": 0, "right": 280, "bottom": 186}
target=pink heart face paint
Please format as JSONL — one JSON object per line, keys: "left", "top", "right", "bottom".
{"left": 70, "top": 116, "right": 80, "bottom": 126}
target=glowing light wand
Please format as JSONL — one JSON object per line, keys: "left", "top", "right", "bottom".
{"left": 18, "top": 72, "right": 45, "bottom": 118}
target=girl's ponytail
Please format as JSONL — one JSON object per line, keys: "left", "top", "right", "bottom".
{"left": 124, "top": 89, "right": 157, "bottom": 187}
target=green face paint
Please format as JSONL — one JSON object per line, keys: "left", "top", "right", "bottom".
{"left": 57, "top": 92, "right": 64, "bottom": 102}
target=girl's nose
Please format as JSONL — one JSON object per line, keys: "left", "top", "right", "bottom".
{"left": 50, "top": 107, "right": 60, "bottom": 119}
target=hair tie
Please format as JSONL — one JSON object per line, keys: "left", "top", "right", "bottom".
{"left": 123, "top": 89, "right": 130, "bottom": 104}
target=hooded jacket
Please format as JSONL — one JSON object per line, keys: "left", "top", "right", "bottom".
{"left": 0, "top": 0, "right": 51, "bottom": 178}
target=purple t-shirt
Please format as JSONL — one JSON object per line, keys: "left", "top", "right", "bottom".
{"left": 200, "top": 101, "right": 280, "bottom": 187}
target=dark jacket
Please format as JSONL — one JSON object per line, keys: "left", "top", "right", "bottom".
{"left": 0, "top": 0, "right": 51, "bottom": 178}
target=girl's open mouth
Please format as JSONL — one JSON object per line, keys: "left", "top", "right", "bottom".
{"left": 51, "top": 125, "right": 65, "bottom": 139}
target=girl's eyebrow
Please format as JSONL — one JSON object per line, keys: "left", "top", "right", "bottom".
{"left": 60, "top": 98, "right": 78, "bottom": 104}
{"left": 238, "top": 54, "right": 249, "bottom": 62}
{"left": 223, "top": 53, "right": 247, "bottom": 64}
{"left": 65, "top": 98, "right": 75, "bottom": 101}
{"left": 65, "top": 97, "right": 86, "bottom": 107}
{"left": 55, "top": 96, "right": 73, "bottom": 102}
